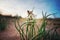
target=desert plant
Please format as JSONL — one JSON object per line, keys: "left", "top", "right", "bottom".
{"left": 31, "top": 11, "right": 57, "bottom": 40}
{"left": 14, "top": 11, "right": 39, "bottom": 40}
{"left": 14, "top": 11, "right": 56, "bottom": 40}
{"left": 0, "top": 17, "right": 7, "bottom": 31}
{"left": 44, "top": 25, "right": 60, "bottom": 40}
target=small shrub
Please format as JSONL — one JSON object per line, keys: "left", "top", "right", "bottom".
{"left": 0, "top": 17, "right": 7, "bottom": 31}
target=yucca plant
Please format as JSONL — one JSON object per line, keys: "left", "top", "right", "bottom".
{"left": 14, "top": 11, "right": 55, "bottom": 40}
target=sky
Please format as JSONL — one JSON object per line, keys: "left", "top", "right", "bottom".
{"left": 0, "top": 0, "right": 60, "bottom": 18}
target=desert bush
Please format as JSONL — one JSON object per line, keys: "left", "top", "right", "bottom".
{"left": 0, "top": 17, "right": 7, "bottom": 31}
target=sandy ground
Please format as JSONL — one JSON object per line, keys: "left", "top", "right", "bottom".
{"left": 0, "top": 18, "right": 60, "bottom": 40}
{"left": 0, "top": 19, "right": 20, "bottom": 40}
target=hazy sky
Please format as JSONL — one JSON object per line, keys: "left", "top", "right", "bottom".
{"left": 0, "top": 0, "right": 60, "bottom": 18}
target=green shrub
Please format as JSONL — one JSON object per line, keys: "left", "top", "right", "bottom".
{"left": 0, "top": 17, "right": 7, "bottom": 31}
